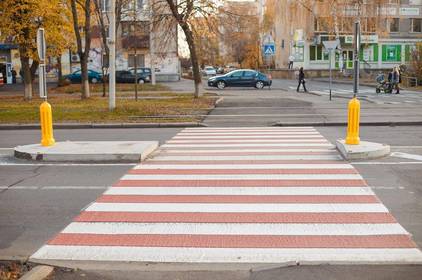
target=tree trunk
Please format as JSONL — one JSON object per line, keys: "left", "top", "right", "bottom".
{"left": 183, "top": 27, "right": 202, "bottom": 98}
{"left": 80, "top": 54, "right": 90, "bottom": 99}
{"left": 57, "top": 55, "right": 63, "bottom": 82}
{"left": 19, "top": 48, "right": 32, "bottom": 101}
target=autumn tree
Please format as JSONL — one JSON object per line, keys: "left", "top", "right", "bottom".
{"left": 153, "top": 0, "right": 219, "bottom": 97}
{"left": 219, "top": 2, "right": 260, "bottom": 68}
{"left": 191, "top": 16, "right": 221, "bottom": 68}
{"left": 0, "top": 0, "right": 73, "bottom": 100}
{"left": 410, "top": 42, "right": 422, "bottom": 82}
{"left": 69, "top": 0, "right": 93, "bottom": 99}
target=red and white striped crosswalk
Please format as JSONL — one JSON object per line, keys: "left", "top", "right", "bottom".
{"left": 31, "top": 127, "right": 422, "bottom": 264}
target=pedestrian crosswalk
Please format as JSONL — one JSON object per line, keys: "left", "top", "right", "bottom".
{"left": 31, "top": 127, "right": 422, "bottom": 264}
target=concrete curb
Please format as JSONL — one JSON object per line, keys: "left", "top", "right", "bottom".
{"left": 18, "top": 265, "right": 54, "bottom": 280}
{"left": 336, "top": 139, "right": 391, "bottom": 160}
{"left": 308, "top": 91, "right": 375, "bottom": 103}
{"left": 273, "top": 121, "right": 422, "bottom": 127}
{"left": 0, "top": 122, "right": 205, "bottom": 130}
{"left": 310, "top": 79, "right": 376, "bottom": 88}
{"left": 14, "top": 141, "right": 159, "bottom": 162}
{"left": 250, "top": 261, "right": 298, "bottom": 273}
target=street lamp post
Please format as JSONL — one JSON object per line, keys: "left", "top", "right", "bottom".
{"left": 133, "top": 0, "right": 138, "bottom": 101}
{"left": 109, "top": 0, "right": 116, "bottom": 111}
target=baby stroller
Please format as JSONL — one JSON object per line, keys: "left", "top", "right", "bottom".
{"left": 375, "top": 73, "right": 392, "bottom": 94}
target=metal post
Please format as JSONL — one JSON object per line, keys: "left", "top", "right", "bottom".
{"left": 353, "top": 20, "right": 360, "bottom": 97}
{"left": 134, "top": 53, "right": 138, "bottom": 101}
{"left": 150, "top": 9, "right": 156, "bottom": 85}
{"left": 109, "top": 0, "right": 116, "bottom": 111}
{"left": 133, "top": 0, "right": 138, "bottom": 101}
{"left": 329, "top": 50, "right": 332, "bottom": 101}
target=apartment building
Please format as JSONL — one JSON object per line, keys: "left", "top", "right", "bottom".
{"left": 272, "top": 0, "right": 422, "bottom": 71}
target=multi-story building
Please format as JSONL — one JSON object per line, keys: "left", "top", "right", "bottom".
{"left": 272, "top": 0, "right": 422, "bottom": 71}
{"left": 61, "top": 0, "right": 181, "bottom": 81}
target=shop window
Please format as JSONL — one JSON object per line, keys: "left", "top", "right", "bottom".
{"left": 382, "top": 45, "right": 401, "bottom": 62}
{"left": 309, "top": 45, "right": 327, "bottom": 61}
{"left": 411, "top": 18, "right": 422, "bottom": 32}
{"left": 310, "top": 46, "right": 316, "bottom": 61}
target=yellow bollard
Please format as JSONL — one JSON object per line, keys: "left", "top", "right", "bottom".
{"left": 40, "top": 101, "right": 55, "bottom": 146}
{"left": 345, "top": 97, "right": 360, "bottom": 145}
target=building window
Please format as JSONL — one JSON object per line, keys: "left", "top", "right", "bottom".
{"left": 411, "top": 18, "right": 422, "bottom": 32}
{"left": 128, "top": 54, "right": 145, "bottom": 68}
{"left": 309, "top": 45, "right": 328, "bottom": 61}
{"left": 389, "top": 18, "right": 399, "bottom": 32}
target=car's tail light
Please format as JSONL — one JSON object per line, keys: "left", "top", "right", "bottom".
{"left": 268, "top": 74, "right": 272, "bottom": 80}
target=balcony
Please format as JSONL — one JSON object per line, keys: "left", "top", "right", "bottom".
{"left": 121, "top": 35, "right": 150, "bottom": 49}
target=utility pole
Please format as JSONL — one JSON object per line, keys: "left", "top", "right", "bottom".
{"left": 353, "top": 20, "right": 360, "bottom": 97}
{"left": 133, "top": 0, "right": 138, "bottom": 101}
{"left": 109, "top": 0, "right": 116, "bottom": 111}
{"left": 150, "top": 7, "right": 156, "bottom": 85}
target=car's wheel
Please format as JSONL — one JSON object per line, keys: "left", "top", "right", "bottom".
{"left": 255, "top": 81, "right": 264, "bottom": 89}
{"left": 91, "top": 77, "right": 98, "bottom": 84}
{"left": 217, "top": 81, "right": 226, "bottom": 89}
{"left": 138, "top": 79, "right": 145, "bottom": 84}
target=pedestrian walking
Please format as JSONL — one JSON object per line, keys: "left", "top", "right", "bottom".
{"left": 393, "top": 66, "right": 400, "bottom": 94}
{"left": 288, "top": 55, "right": 294, "bottom": 69}
{"left": 11, "top": 68, "right": 17, "bottom": 84}
{"left": 297, "top": 67, "right": 307, "bottom": 92}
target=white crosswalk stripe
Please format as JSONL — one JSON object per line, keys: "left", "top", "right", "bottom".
{"left": 31, "top": 127, "right": 422, "bottom": 265}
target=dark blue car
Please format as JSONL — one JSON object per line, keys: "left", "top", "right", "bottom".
{"left": 207, "top": 69, "right": 272, "bottom": 89}
{"left": 64, "top": 70, "right": 103, "bottom": 84}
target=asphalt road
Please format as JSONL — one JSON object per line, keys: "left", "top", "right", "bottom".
{"left": 1, "top": 80, "right": 422, "bottom": 279}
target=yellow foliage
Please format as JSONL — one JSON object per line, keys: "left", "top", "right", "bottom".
{"left": 0, "top": 0, "right": 74, "bottom": 59}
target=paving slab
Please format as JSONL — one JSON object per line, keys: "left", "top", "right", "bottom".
{"left": 14, "top": 141, "right": 158, "bottom": 162}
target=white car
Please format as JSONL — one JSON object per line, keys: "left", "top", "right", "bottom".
{"left": 202, "top": 66, "right": 217, "bottom": 76}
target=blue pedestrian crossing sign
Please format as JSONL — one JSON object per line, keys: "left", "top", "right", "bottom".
{"left": 263, "top": 44, "right": 275, "bottom": 56}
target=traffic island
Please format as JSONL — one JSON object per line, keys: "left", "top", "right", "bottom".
{"left": 336, "top": 140, "right": 390, "bottom": 160}
{"left": 14, "top": 141, "right": 158, "bottom": 162}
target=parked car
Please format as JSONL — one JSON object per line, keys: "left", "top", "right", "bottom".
{"left": 116, "top": 68, "right": 151, "bottom": 84}
{"left": 224, "top": 65, "right": 237, "bottom": 73}
{"left": 202, "top": 66, "right": 217, "bottom": 76}
{"left": 216, "top": 67, "right": 225, "bottom": 74}
{"left": 63, "top": 69, "right": 103, "bottom": 84}
{"left": 207, "top": 69, "right": 272, "bottom": 89}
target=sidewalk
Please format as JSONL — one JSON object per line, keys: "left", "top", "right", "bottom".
{"left": 312, "top": 77, "right": 422, "bottom": 93}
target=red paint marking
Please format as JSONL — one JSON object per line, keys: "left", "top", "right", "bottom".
{"left": 161, "top": 146, "right": 334, "bottom": 150}
{"left": 114, "top": 179, "right": 367, "bottom": 187}
{"left": 74, "top": 212, "right": 397, "bottom": 224}
{"left": 142, "top": 160, "right": 344, "bottom": 165}
{"left": 172, "top": 137, "right": 325, "bottom": 141}
{"left": 160, "top": 146, "right": 334, "bottom": 150}
{"left": 166, "top": 141, "right": 330, "bottom": 145}
{"left": 96, "top": 195, "right": 378, "bottom": 204}
{"left": 158, "top": 152, "right": 338, "bottom": 156}
{"left": 128, "top": 169, "right": 357, "bottom": 175}
{"left": 48, "top": 233, "right": 416, "bottom": 248}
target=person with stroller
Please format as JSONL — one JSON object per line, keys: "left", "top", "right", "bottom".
{"left": 393, "top": 67, "right": 400, "bottom": 94}
{"left": 297, "top": 67, "right": 307, "bottom": 92}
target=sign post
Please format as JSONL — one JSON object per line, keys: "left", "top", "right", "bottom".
{"left": 37, "top": 28, "right": 55, "bottom": 146}
{"left": 323, "top": 40, "right": 339, "bottom": 101}
{"left": 37, "top": 28, "right": 47, "bottom": 99}
{"left": 353, "top": 20, "right": 361, "bottom": 97}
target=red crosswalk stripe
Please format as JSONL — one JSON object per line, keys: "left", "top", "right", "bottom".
{"left": 31, "top": 127, "right": 422, "bottom": 264}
